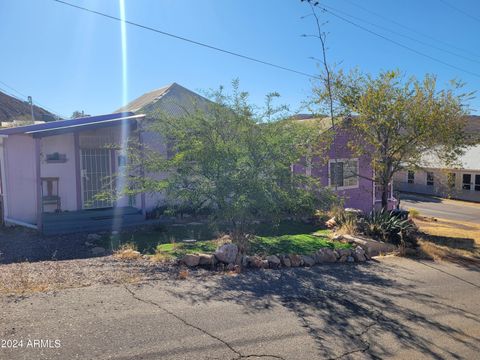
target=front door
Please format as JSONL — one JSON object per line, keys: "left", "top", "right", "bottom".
{"left": 80, "top": 149, "right": 113, "bottom": 209}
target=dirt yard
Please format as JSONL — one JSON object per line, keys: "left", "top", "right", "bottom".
{"left": 413, "top": 216, "right": 480, "bottom": 267}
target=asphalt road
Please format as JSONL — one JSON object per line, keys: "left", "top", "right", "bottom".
{"left": 399, "top": 193, "right": 480, "bottom": 224}
{"left": 1, "top": 257, "right": 479, "bottom": 359}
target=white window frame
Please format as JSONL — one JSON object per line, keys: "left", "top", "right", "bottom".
{"left": 328, "top": 158, "right": 359, "bottom": 190}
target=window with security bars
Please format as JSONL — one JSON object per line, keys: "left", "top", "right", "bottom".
{"left": 329, "top": 159, "right": 359, "bottom": 188}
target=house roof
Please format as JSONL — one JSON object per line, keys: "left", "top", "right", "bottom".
{"left": 115, "top": 82, "right": 213, "bottom": 118}
{"left": 422, "top": 145, "right": 480, "bottom": 171}
{"left": 0, "top": 112, "right": 144, "bottom": 137}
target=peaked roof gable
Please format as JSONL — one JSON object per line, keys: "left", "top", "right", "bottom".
{"left": 115, "top": 83, "right": 212, "bottom": 118}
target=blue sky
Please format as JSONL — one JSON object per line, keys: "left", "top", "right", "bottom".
{"left": 0, "top": 0, "right": 479, "bottom": 118}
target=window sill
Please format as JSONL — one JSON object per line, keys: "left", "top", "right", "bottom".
{"left": 46, "top": 159, "right": 68, "bottom": 164}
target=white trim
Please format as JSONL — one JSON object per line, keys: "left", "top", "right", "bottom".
{"left": 0, "top": 139, "right": 8, "bottom": 222}
{"left": 328, "top": 158, "right": 359, "bottom": 190}
{"left": 25, "top": 114, "right": 144, "bottom": 135}
{"left": 5, "top": 217, "right": 38, "bottom": 229}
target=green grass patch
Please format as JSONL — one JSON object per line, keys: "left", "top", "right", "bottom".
{"left": 250, "top": 232, "right": 351, "bottom": 256}
{"left": 153, "top": 229, "right": 350, "bottom": 259}
{"left": 155, "top": 240, "right": 219, "bottom": 258}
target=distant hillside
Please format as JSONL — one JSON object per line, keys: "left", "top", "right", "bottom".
{"left": 465, "top": 115, "right": 480, "bottom": 143}
{"left": 0, "top": 90, "right": 55, "bottom": 122}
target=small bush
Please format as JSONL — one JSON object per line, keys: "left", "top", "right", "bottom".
{"left": 150, "top": 247, "right": 175, "bottom": 262}
{"left": 113, "top": 243, "right": 141, "bottom": 260}
{"left": 335, "top": 209, "right": 362, "bottom": 235}
{"left": 408, "top": 208, "right": 420, "bottom": 218}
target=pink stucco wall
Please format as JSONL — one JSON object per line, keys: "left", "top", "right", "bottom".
{"left": 4, "top": 134, "right": 37, "bottom": 223}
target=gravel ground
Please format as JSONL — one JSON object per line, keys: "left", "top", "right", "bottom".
{"left": 0, "top": 255, "right": 220, "bottom": 297}
{"left": 0, "top": 226, "right": 97, "bottom": 264}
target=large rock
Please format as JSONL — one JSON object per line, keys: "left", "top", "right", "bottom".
{"left": 288, "top": 254, "right": 303, "bottom": 267}
{"left": 266, "top": 255, "right": 281, "bottom": 269}
{"left": 340, "top": 234, "right": 396, "bottom": 257}
{"left": 280, "top": 255, "right": 291, "bottom": 268}
{"left": 182, "top": 254, "right": 200, "bottom": 267}
{"left": 353, "top": 247, "right": 367, "bottom": 262}
{"left": 337, "top": 248, "right": 352, "bottom": 257}
{"left": 248, "top": 255, "right": 264, "bottom": 268}
{"left": 214, "top": 243, "right": 239, "bottom": 264}
{"left": 198, "top": 253, "right": 216, "bottom": 266}
{"left": 314, "top": 248, "right": 337, "bottom": 263}
{"left": 301, "top": 255, "right": 315, "bottom": 267}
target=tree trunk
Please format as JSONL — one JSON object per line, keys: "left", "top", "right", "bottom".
{"left": 381, "top": 185, "right": 389, "bottom": 211}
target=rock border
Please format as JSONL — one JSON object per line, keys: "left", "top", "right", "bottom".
{"left": 180, "top": 242, "right": 370, "bottom": 271}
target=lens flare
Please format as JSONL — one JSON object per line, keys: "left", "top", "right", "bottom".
{"left": 113, "top": 0, "right": 129, "bottom": 233}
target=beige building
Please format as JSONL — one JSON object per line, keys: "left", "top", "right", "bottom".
{"left": 394, "top": 145, "right": 480, "bottom": 202}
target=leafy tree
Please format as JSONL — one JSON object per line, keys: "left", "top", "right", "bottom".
{"left": 118, "top": 82, "right": 336, "bottom": 251}
{"left": 71, "top": 110, "right": 89, "bottom": 119}
{"left": 322, "top": 70, "right": 470, "bottom": 209}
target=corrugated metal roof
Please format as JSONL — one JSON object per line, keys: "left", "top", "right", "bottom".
{"left": 0, "top": 112, "right": 138, "bottom": 136}
{"left": 114, "top": 83, "right": 212, "bottom": 118}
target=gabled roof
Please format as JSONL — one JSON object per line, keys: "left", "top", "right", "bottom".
{"left": 0, "top": 112, "right": 143, "bottom": 137}
{"left": 115, "top": 82, "right": 212, "bottom": 118}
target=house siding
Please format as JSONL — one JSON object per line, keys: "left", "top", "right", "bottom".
{"left": 293, "top": 129, "right": 375, "bottom": 213}
{"left": 394, "top": 168, "right": 480, "bottom": 202}
{"left": 4, "top": 134, "right": 37, "bottom": 224}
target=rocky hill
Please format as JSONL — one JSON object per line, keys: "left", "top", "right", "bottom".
{"left": 0, "top": 90, "right": 55, "bottom": 122}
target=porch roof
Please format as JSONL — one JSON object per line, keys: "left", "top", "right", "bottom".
{"left": 0, "top": 112, "right": 145, "bottom": 137}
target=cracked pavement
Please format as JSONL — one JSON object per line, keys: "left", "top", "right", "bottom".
{"left": 1, "top": 257, "right": 479, "bottom": 359}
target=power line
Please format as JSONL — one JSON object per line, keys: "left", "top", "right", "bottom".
{"left": 310, "top": 3, "right": 480, "bottom": 79}
{"left": 341, "top": 0, "right": 480, "bottom": 59}
{"left": 438, "top": 0, "right": 480, "bottom": 24}
{"left": 0, "top": 80, "right": 65, "bottom": 119}
{"left": 53, "top": 0, "right": 321, "bottom": 81}
{"left": 320, "top": 3, "right": 480, "bottom": 65}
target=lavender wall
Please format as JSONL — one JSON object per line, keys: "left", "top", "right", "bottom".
{"left": 4, "top": 134, "right": 37, "bottom": 223}
{"left": 293, "top": 129, "right": 375, "bottom": 213}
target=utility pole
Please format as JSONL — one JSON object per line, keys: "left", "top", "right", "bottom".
{"left": 27, "top": 96, "right": 35, "bottom": 123}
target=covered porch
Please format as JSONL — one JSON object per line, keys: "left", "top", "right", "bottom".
{"left": 0, "top": 112, "right": 149, "bottom": 234}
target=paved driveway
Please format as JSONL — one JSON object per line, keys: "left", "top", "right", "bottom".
{"left": 399, "top": 193, "right": 480, "bottom": 224}
{"left": 1, "top": 257, "right": 479, "bottom": 359}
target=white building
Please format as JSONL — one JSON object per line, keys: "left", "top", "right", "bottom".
{"left": 394, "top": 145, "right": 480, "bottom": 202}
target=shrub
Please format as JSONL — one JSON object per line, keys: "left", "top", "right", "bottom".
{"left": 408, "top": 208, "right": 420, "bottom": 218}
{"left": 334, "top": 209, "right": 363, "bottom": 235}
{"left": 113, "top": 243, "right": 141, "bottom": 260}
{"left": 364, "top": 210, "right": 416, "bottom": 245}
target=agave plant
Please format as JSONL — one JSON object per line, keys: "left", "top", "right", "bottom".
{"left": 364, "top": 209, "right": 415, "bottom": 244}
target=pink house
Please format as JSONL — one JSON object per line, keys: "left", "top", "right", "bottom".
{"left": 0, "top": 84, "right": 393, "bottom": 234}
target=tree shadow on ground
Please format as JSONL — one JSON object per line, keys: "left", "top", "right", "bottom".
{"left": 164, "top": 262, "right": 480, "bottom": 359}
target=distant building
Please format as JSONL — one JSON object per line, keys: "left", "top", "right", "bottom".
{"left": 394, "top": 145, "right": 480, "bottom": 202}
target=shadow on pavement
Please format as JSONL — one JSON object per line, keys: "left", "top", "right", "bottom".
{"left": 164, "top": 262, "right": 480, "bottom": 359}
